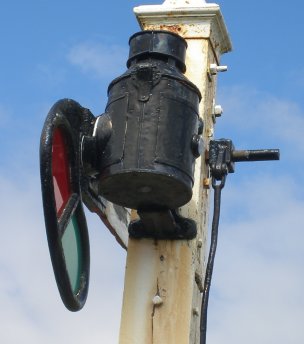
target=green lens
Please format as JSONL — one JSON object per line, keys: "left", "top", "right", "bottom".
{"left": 61, "top": 215, "right": 83, "bottom": 294}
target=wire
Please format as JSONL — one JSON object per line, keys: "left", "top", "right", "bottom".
{"left": 200, "top": 176, "right": 226, "bottom": 344}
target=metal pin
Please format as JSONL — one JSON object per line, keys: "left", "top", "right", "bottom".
{"left": 153, "top": 295, "right": 163, "bottom": 306}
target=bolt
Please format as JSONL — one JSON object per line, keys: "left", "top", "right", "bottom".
{"left": 153, "top": 295, "right": 163, "bottom": 306}
{"left": 197, "top": 238, "right": 203, "bottom": 248}
{"left": 209, "top": 63, "right": 228, "bottom": 75}
{"left": 203, "top": 178, "right": 210, "bottom": 188}
{"left": 213, "top": 105, "right": 223, "bottom": 118}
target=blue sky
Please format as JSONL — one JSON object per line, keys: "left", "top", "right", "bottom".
{"left": 0, "top": 0, "right": 303, "bottom": 343}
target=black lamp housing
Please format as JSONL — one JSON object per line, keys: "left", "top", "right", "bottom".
{"left": 91, "top": 30, "right": 202, "bottom": 210}
{"left": 40, "top": 30, "right": 203, "bottom": 311}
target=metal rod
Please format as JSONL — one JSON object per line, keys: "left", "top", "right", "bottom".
{"left": 232, "top": 149, "right": 280, "bottom": 162}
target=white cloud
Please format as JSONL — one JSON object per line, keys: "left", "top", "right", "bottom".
{"left": 217, "top": 85, "right": 304, "bottom": 156}
{"left": 67, "top": 41, "right": 128, "bottom": 80}
{"left": 0, "top": 173, "right": 126, "bottom": 343}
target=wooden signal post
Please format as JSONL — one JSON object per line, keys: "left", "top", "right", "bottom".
{"left": 118, "top": 1, "right": 232, "bottom": 343}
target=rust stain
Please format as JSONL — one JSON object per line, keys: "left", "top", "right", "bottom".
{"left": 202, "top": 178, "right": 210, "bottom": 189}
{"left": 130, "top": 209, "right": 139, "bottom": 221}
{"left": 143, "top": 23, "right": 189, "bottom": 37}
{"left": 159, "top": 24, "right": 180, "bottom": 31}
{"left": 159, "top": 24, "right": 184, "bottom": 36}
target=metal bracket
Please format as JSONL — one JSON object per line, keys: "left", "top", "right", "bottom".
{"left": 128, "top": 208, "right": 197, "bottom": 240}
{"left": 208, "top": 139, "right": 280, "bottom": 180}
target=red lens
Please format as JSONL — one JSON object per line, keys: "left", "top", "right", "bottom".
{"left": 52, "top": 127, "right": 72, "bottom": 217}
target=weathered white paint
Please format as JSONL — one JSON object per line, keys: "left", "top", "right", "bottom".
{"left": 119, "top": 1, "right": 232, "bottom": 343}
